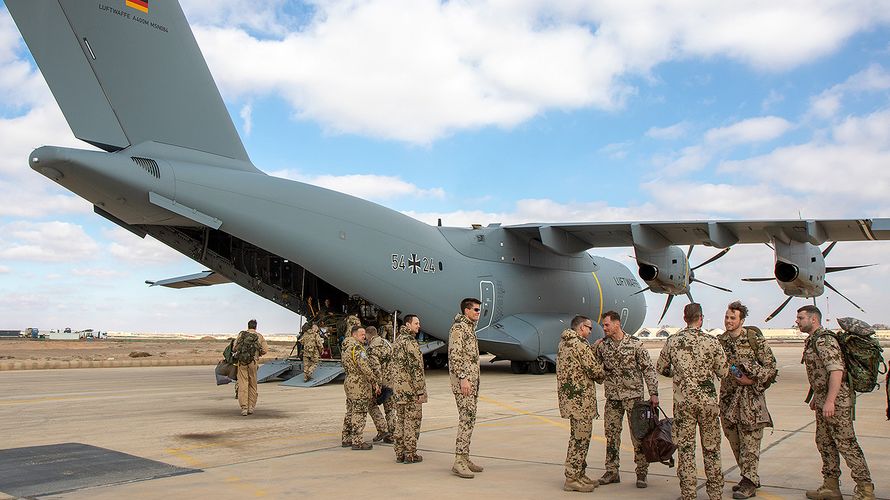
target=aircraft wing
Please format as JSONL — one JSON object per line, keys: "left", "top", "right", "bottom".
{"left": 145, "top": 271, "right": 230, "bottom": 289}
{"left": 504, "top": 218, "right": 890, "bottom": 254}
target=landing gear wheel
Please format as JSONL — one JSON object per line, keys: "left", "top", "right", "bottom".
{"left": 529, "top": 358, "right": 549, "bottom": 375}
{"left": 510, "top": 360, "right": 529, "bottom": 374}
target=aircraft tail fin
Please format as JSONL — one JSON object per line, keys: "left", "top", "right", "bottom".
{"left": 7, "top": 0, "right": 253, "bottom": 168}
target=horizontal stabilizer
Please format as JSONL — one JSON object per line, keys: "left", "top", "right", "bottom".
{"left": 146, "top": 271, "right": 230, "bottom": 288}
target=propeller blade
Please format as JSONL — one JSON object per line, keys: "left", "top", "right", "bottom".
{"left": 822, "top": 241, "right": 837, "bottom": 257}
{"left": 764, "top": 242, "right": 775, "bottom": 251}
{"left": 691, "top": 278, "right": 733, "bottom": 293}
{"left": 824, "top": 280, "right": 865, "bottom": 312}
{"left": 686, "top": 291, "right": 694, "bottom": 302}
{"left": 826, "top": 264, "right": 877, "bottom": 273}
{"left": 691, "top": 248, "right": 731, "bottom": 271}
{"left": 658, "top": 295, "right": 675, "bottom": 325}
{"left": 687, "top": 245, "right": 694, "bottom": 259}
{"left": 765, "top": 296, "right": 794, "bottom": 322}
{"left": 741, "top": 277, "right": 775, "bottom": 282}
{"left": 632, "top": 286, "right": 652, "bottom": 296}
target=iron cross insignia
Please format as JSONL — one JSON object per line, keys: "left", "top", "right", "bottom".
{"left": 408, "top": 253, "right": 421, "bottom": 274}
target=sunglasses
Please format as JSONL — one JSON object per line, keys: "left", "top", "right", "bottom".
{"left": 472, "top": 308, "right": 481, "bottom": 312}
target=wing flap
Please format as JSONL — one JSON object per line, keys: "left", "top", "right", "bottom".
{"left": 146, "top": 271, "right": 230, "bottom": 288}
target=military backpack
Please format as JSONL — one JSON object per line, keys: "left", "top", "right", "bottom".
{"left": 805, "top": 318, "right": 886, "bottom": 415}
{"left": 233, "top": 330, "right": 261, "bottom": 365}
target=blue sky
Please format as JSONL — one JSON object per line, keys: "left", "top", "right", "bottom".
{"left": 1, "top": 0, "right": 889, "bottom": 334}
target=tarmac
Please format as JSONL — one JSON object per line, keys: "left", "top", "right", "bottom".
{"left": 0, "top": 344, "right": 887, "bottom": 499}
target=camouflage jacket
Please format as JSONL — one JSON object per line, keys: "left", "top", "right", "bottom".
{"left": 557, "top": 328, "right": 605, "bottom": 420}
{"left": 594, "top": 333, "right": 658, "bottom": 401}
{"left": 391, "top": 326, "right": 427, "bottom": 403}
{"left": 368, "top": 335, "right": 393, "bottom": 386}
{"left": 448, "top": 314, "right": 480, "bottom": 388}
{"left": 341, "top": 336, "right": 375, "bottom": 400}
{"left": 803, "top": 327, "right": 853, "bottom": 408}
{"left": 718, "top": 327, "right": 776, "bottom": 427}
{"left": 656, "top": 327, "right": 728, "bottom": 406}
{"left": 300, "top": 326, "right": 325, "bottom": 359}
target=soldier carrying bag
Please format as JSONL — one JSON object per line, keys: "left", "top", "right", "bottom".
{"left": 640, "top": 406, "right": 676, "bottom": 468}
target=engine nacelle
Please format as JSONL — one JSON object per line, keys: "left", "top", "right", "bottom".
{"left": 773, "top": 241, "right": 825, "bottom": 297}
{"left": 634, "top": 245, "right": 689, "bottom": 295}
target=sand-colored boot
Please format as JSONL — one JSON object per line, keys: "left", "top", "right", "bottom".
{"left": 466, "top": 457, "right": 484, "bottom": 473}
{"left": 806, "top": 477, "right": 842, "bottom": 500}
{"left": 564, "top": 476, "right": 597, "bottom": 492}
{"left": 451, "top": 455, "right": 475, "bottom": 479}
{"left": 853, "top": 481, "right": 875, "bottom": 500}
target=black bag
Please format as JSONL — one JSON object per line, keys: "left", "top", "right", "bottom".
{"left": 376, "top": 386, "right": 393, "bottom": 405}
{"left": 641, "top": 406, "right": 676, "bottom": 467}
{"left": 630, "top": 399, "right": 657, "bottom": 442}
{"left": 215, "top": 360, "right": 238, "bottom": 385}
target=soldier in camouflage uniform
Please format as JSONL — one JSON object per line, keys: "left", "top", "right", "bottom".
{"left": 557, "top": 315, "right": 605, "bottom": 493}
{"left": 233, "top": 319, "right": 269, "bottom": 416}
{"left": 718, "top": 301, "right": 777, "bottom": 499}
{"left": 657, "top": 303, "right": 728, "bottom": 500}
{"left": 391, "top": 314, "right": 427, "bottom": 463}
{"left": 340, "top": 325, "right": 378, "bottom": 450}
{"left": 798, "top": 306, "right": 874, "bottom": 500}
{"left": 449, "top": 297, "right": 484, "bottom": 479}
{"left": 300, "top": 323, "right": 325, "bottom": 382}
{"left": 366, "top": 325, "right": 396, "bottom": 443}
{"left": 594, "top": 310, "right": 659, "bottom": 489}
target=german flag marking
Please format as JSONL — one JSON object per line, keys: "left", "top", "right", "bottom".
{"left": 125, "top": 0, "right": 148, "bottom": 14}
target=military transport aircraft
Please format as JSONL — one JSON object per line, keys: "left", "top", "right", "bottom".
{"left": 7, "top": 1, "right": 889, "bottom": 375}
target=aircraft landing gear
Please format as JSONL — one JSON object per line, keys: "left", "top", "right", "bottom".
{"left": 528, "top": 358, "right": 550, "bottom": 375}
{"left": 510, "top": 360, "right": 529, "bottom": 374}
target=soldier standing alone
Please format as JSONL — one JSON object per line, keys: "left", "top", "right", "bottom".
{"left": 594, "top": 310, "right": 659, "bottom": 489}
{"left": 717, "top": 301, "right": 776, "bottom": 499}
{"left": 798, "top": 305, "right": 874, "bottom": 500}
{"left": 657, "top": 303, "right": 728, "bottom": 500}
{"left": 340, "top": 325, "right": 378, "bottom": 450}
{"left": 449, "top": 297, "right": 485, "bottom": 479}
{"left": 557, "top": 315, "right": 605, "bottom": 493}
{"left": 300, "top": 323, "right": 325, "bottom": 382}
{"left": 391, "top": 314, "right": 427, "bottom": 463}
{"left": 233, "top": 319, "right": 269, "bottom": 416}
{"left": 367, "top": 325, "right": 396, "bottom": 443}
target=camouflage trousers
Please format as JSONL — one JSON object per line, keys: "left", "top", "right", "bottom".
{"left": 452, "top": 385, "right": 479, "bottom": 455}
{"left": 303, "top": 355, "right": 318, "bottom": 381}
{"left": 564, "top": 416, "right": 593, "bottom": 479}
{"left": 604, "top": 398, "right": 648, "bottom": 476}
{"left": 341, "top": 398, "right": 370, "bottom": 445}
{"left": 236, "top": 361, "right": 258, "bottom": 410}
{"left": 722, "top": 420, "right": 764, "bottom": 485}
{"left": 815, "top": 407, "right": 871, "bottom": 483}
{"left": 370, "top": 396, "right": 396, "bottom": 435}
{"left": 394, "top": 402, "right": 423, "bottom": 457}
{"left": 673, "top": 401, "right": 723, "bottom": 500}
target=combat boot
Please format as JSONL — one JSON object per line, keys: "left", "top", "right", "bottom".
{"left": 382, "top": 432, "right": 394, "bottom": 444}
{"left": 395, "top": 453, "right": 405, "bottom": 463}
{"left": 564, "top": 477, "right": 597, "bottom": 492}
{"left": 451, "top": 455, "right": 475, "bottom": 479}
{"left": 466, "top": 457, "right": 484, "bottom": 472}
{"left": 805, "top": 477, "right": 842, "bottom": 500}
{"left": 240, "top": 409, "right": 248, "bottom": 416}
{"left": 636, "top": 473, "right": 647, "bottom": 488}
{"left": 341, "top": 440, "right": 351, "bottom": 448}
{"left": 852, "top": 481, "right": 875, "bottom": 500}
{"left": 351, "top": 442, "right": 373, "bottom": 450}
{"left": 579, "top": 474, "right": 597, "bottom": 487}
{"left": 372, "top": 431, "right": 387, "bottom": 442}
{"left": 599, "top": 471, "right": 620, "bottom": 485}
{"left": 733, "top": 477, "right": 756, "bottom": 499}
{"left": 404, "top": 453, "right": 423, "bottom": 463}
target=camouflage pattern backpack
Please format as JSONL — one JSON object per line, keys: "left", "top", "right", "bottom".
{"left": 821, "top": 318, "right": 886, "bottom": 394}
{"left": 233, "top": 330, "right": 261, "bottom": 365}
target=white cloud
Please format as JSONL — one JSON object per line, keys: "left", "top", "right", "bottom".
{"left": 105, "top": 228, "right": 183, "bottom": 264}
{"left": 761, "top": 89, "right": 785, "bottom": 111}
{"left": 0, "top": 265, "right": 9, "bottom": 274}
{"left": 704, "top": 116, "right": 793, "bottom": 145}
{"left": 646, "top": 122, "right": 688, "bottom": 140}
{"left": 808, "top": 64, "right": 890, "bottom": 118}
{"left": 0, "top": 221, "right": 100, "bottom": 262}
{"left": 599, "top": 141, "right": 631, "bottom": 159}
{"left": 184, "top": 0, "right": 890, "bottom": 144}
{"left": 270, "top": 170, "right": 445, "bottom": 201}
